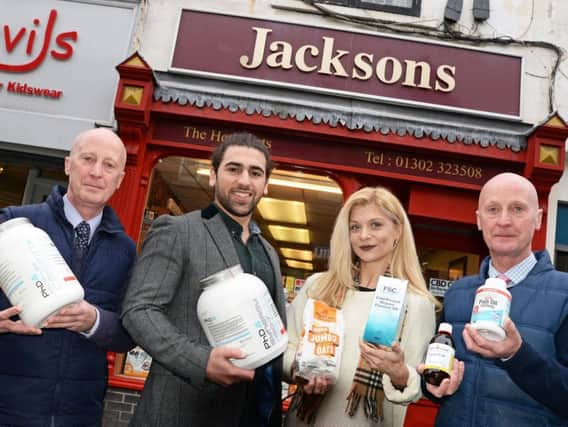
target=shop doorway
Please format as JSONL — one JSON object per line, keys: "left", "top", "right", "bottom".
{"left": 139, "top": 156, "right": 344, "bottom": 299}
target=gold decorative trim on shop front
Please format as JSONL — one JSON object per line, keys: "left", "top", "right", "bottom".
{"left": 124, "top": 56, "right": 146, "bottom": 68}
{"left": 122, "top": 86, "right": 144, "bottom": 106}
{"left": 544, "top": 114, "right": 567, "bottom": 129}
{"left": 539, "top": 145, "right": 560, "bottom": 166}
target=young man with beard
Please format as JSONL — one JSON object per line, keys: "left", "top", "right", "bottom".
{"left": 121, "top": 133, "right": 286, "bottom": 426}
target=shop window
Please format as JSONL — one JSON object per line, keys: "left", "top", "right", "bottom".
{"left": 420, "top": 248, "right": 479, "bottom": 299}
{"left": 138, "top": 156, "right": 343, "bottom": 280}
{"left": 0, "top": 164, "right": 28, "bottom": 208}
{"left": 0, "top": 160, "right": 66, "bottom": 209}
{"left": 555, "top": 247, "right": 568, "bottom": 273}
{"left": 555, "top": 203, "right": 568, "bottom": 272}
{"left": 317, "top": 0, "right": 421, "bottom": 16}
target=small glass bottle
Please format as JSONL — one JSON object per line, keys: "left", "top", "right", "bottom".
{"left": 423, "top": 322, "right": 455, "bottom": 386}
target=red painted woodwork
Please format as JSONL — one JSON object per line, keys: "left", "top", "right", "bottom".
{"left": 404, "top": 399, "right": 439, "bottom": 427}
{"left": 106, "top": 52, "right": 567, "bottom": 410}
{"left": 408, "top": 184, "right": 478, "bottom": 225}
{"left": 333, "top": 174, "right": 363, "bottom": 199}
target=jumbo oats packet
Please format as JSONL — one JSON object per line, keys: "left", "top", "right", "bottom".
{"left": 294, "top": 298, "right": 344, "bottom": 383}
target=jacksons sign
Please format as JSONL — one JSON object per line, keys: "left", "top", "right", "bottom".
{"left": 171, "top": 10, "right": 522, "bottom": 118}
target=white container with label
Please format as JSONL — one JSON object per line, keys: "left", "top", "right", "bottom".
{"left": 0, "top": 217, "right": 85, "bottom": 327}
{"left": 470, "top": 277, "right": 512, "bottom": 341}
{"left": 197, "top": 265, "right": 288, "bottom": 369}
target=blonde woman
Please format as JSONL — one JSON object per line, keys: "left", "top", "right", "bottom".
{"left": 284, "top": 187, "right": 439, "bottom": 427}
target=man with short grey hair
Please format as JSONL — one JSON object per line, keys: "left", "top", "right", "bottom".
{"left": 419, "top": 172, "right": 568, "bottom": 426}
{"left": 0, "top": 128, "right": 136, "bottom": 426}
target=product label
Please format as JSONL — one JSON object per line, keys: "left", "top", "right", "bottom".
{"left": 253, "top": 292, "right": 284, "bottom": 350}
{"left": 307, "top": 328, "right": 340, "bottom": 357}
{"left": 363, "top": 276, "right": 408, "bottom": 346}
{"left": 26, "top": 235, "right": 79, "bottom": 294}
{"left": 0, "top": 231, "right": 81, "bottom": 306}
{"left": 424, "top": 343, "right": 455, "bottom": 374}
{"left": 295, "top": 298, "right": 344, "bottom": 382}
{"left": 471, "top": 288, "right": 511, "bottom": 328}
{"left": 200, "top": 292, "right": 286, "bottom": 364}
{"left": 203, "top": 313, "right": 251, "bottom": 346}
{"left": 0, "top": 261, "right": 25, "bottom": 299}
{"left": 123, "top": 346, "right": 152, "bottom": 378}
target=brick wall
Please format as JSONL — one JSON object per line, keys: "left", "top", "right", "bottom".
{"left": 102, "top": 387, "right": 141, "bottom": 427}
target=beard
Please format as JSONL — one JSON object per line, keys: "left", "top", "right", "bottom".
{"left": 215, "top": 186, "right": 259, "bottom": 218}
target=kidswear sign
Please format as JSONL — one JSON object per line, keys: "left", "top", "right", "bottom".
{"left": 0, "top": 0, "right": 137, "bottom": 151}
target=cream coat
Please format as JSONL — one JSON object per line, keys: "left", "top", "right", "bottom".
{"left": 284, "top": 273, "right": 436, "bottom": 427}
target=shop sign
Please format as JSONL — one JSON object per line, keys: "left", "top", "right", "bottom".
{"left": 171, "top": 9, "right": 522, "bottom": 119}
{"left": 0, "top": 9, "right": 77, "bottom": 73}
{"left": 155, "top": 122, "right": 512, "bottom": 188}
{"left": 0, "top": 0, "right": 136, "bottom": 150}
{"left": 0, "top": 8, "right": 76, "bottom": 100}
{"left": 428, "top": 278, "right": 453, "bottom": 297}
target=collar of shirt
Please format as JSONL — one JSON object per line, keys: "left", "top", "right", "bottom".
{"left": 211, "top": 203, "right": 262, "bottom": 238}
{"left": 63, "top": 194, "right": 102, "bottom": 243}
{"left": 488, "top": 252, "right": 537, "bottom": 288}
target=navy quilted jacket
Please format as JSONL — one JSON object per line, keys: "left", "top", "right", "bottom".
{"left": 434, "top": 251, "right": 568, "bottom": 427}
{"left": 0, "top": 186, "right": 136, "bottom": 427}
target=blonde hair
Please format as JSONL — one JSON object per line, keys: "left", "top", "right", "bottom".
{"left": 308, "top": 186, "right": 440, "bottom": 309}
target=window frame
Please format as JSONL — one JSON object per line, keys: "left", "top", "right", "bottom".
{"left": 317, "top": 0, "right": 421, "bottom": 17}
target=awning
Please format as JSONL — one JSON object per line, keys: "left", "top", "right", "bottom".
{"left": 153, "top": 71, "right": 533, "bottom": 152}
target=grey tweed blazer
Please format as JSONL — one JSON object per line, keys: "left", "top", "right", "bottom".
{"left": 121, "top": 208, "right": 286, "bottom": 427}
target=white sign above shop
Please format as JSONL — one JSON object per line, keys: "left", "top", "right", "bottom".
{"left": 0, "top": 0, "right": 138, "bottom": 151}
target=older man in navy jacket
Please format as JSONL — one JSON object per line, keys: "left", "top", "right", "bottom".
{"left": 0, "top": 128, "right": 136, "bottom": 427}
{"left": 418, "top": 172, "right": 568, "bottom": 426}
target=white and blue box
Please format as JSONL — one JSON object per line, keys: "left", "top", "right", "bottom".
{"left": 362, "top": 276, "right": 408, "bottom": 347}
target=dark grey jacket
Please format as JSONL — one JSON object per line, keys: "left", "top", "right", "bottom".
{"left": 121, "top": 208, "right": 286, "bottom": 426}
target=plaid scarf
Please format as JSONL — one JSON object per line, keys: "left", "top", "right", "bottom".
{"left": 346, "top": 266, "right": 408, "bottom": 423}
{"left": 345, "top": 355, "right": 385, "bottom": 422}
{"left": 289, "top": 379, "right": 326, "bottom": 425}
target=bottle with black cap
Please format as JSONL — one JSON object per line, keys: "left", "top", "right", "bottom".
{"left": 423, "top": 322, "right": 455, "bottom": 386}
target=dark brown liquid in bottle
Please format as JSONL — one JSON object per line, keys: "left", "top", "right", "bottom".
{"left": 423, "top": 330, "right": 455, "bottom": 386}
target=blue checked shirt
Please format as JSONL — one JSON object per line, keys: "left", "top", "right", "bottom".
{"left": 488, "top": 253, "right": 537, "bottom": 288}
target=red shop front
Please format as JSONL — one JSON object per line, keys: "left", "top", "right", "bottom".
{"left": 104, "top": 10, "right": 567, "bottom": 425}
